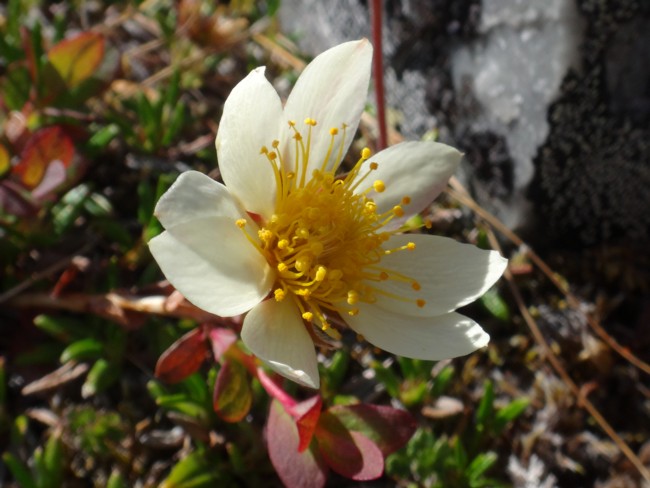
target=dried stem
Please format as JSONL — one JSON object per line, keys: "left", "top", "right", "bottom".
{"left": 487, "top": 231, "right": 650, "bottom": 484}
{"left": 446, "top": 177, "right": 650, "bottom": 376}
{"left": 446, "top": 177, "right": 650, "bottom": 482}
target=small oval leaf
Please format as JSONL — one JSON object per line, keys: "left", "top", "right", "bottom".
{"left": 155, "top": 328, "right": 207, "bottom": 384}
{"left": 14, "top": 127, "right": 74, "bottom": 189}
{"left": 213, "top": 360, "right": 251, "bottom": 423}
{"left": 266, "top": 400, "right": 328, "bottom": 488}
{"left": 48, "top": 32, "right": 105, "bottom": 88}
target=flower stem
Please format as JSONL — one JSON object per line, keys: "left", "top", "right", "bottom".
{"left": 370, "top": 0, "right": 387, "bottom": 150}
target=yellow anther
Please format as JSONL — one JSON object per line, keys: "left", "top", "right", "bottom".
{"left": 287, "top": 172, "right": 296, "bottom": 180}
{"left": 365, "top": 201, "right": 377, "bottom": 213}
{"left": 401, "top": 196, "right": 411, "bottom": 205}
{"left": 411, "top": 281, "right": 421, "bottom": 291}
{"left": 297, "top": 289, "right": 311, "bottom": 299}
{"left": 361, "top": 147, "right": 372, "bottom": 159}
{"left": 347, "top": 290, "right": 359, "bottom": 305}
{"left": 373, "top": 180, "right": 386, "bottom": 193}
{"left": 288, "top": 120, "right": 296, "bottom": 127}
{"left": 268, "top": 151, "right": 277, "bottom": 160}
{"left": 369, "top": 162, "right": 378, "bottom": 170}
{"left": 277, "top": 239, "right": 290, "bottom": 250}
{"left": 296, "top": 228, "right": 309, "bottom": 239}
{"left": 296, "top": 258, "right": 310, "bottom": 272}
{"left": 406, "top": 242, "right": 416, "bottom": 250}
{"left": 379, "top": 271, "right": 389, "bottom": 280}
{"left": 272, "top": 140, "right": 280, "bottom": 148}
{"left": 329, "top": 127, "right": 339, "bottom": 135}
{"left": 348, "top": 308, "right": 359, "bottom": 316}
{"left": 294, "top": 132, "right": 303, "bottom": 141}
{"left": 305, "top": 118, "right": 317, "bottom": 126}
{"left": 392, "top": 205, "right": 405, "bottom": 217}
{"left": 274, "top": 289, "right": 286, "bottom": 301}
{"left": 235, "top": 219, "right": 247, "bottom": 228}
{"left": 321, "top": 321, "right": 330, "bottom": 331}
{"left": 315, "top": 266, "right": 327, "bottom": 281}
{"left": 258, "top": 229, "right": 273, "bottom": 241}
{"left": 277, "top": 263, "right": 288, "bottom": 273}
{"left": 302, "top": 311, "right": 314, "bottom": 322}
{"left": 260, "top": 146, "right": 268, "bottom": 154}
{"left": 416, "top": 299, "right": 426, "bottom": 308}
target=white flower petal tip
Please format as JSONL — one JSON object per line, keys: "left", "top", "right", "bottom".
{"left": 148, "top": 220, "right": 274, "bottom": 317}
{"left": 347, "top": 306, "right": 490, "bottom": 361}
{"left": 153, "top": 171, "right": 247, "bottom": 228}
{"left": 241, "top": 299, "right": 320, "bottom": 389}
{"left": 358, "top": 141, "right": 463, "bottom": 220}
{"left": 266, "top": 360, "right": 320, "bottom": 390}
{"left": 373, "top": 234, "right": 508, "bottom": 317}
{"left": 282, "top": 39, "right": 373, "bottom": 174}
{"left": 215, "top": 66, "right": 284, "bottom": 219}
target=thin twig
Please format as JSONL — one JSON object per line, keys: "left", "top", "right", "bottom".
{"left": 486, "top": 230, "right": 650, "bottom": 484}
{"left": 445, "top": 177, "right": 650, "bottom": 375}
{"left": 0, "top": 241, "right": 96, "bottom": 304}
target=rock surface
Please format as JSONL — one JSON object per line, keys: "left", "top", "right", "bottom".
{"left": 279, "top": 0, "right": 650, "bottom": 247}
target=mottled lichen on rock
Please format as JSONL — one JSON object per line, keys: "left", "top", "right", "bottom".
{"left": 528, "top": 1, "right": 650, "bottom": 246}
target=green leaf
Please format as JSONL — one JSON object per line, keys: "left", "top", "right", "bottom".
{"left": 494, "top": 397, "right": 530, "bottom": 434}
{"left": 467, "top": 451, "right": 497, "bottom": 484}
{"left": 86, "top": 124, "right": 120, "bottom": 154}
{"left": 2, "top": 452, "right": 36, "bottom": 488}
{"left": 475, "top": 380, "right": 494, "bottom": 432}
{"left": 213, "top": 360, "right": 252, "bottom": 423}
{"left": 33, "top": 314, "right": 86, "bottom": 341}
{"left": 107, "top": 471, "right": 128, "bottom": 488}
{"left": 431, "top": 365, "right": 455, "bottom": 397}
{"left": 479, "top": 288, "right": 510, "bottom": 322}
{"left": 59, "top": 338, "right": 104, "bottom": 363}
{"left": 160, "top": 451, "right": 223, "bottom": 488}
{"left": 82, "top": 358, "right": 120, "bottom": 398}
{"left": 370, "top": 361, "right": 401, "bottom": 398}
{"left": 1, "top": 65, "right": 32, "bottom": 110}
{"left": 42, "top": 433, "right": 64, "bottom": 488}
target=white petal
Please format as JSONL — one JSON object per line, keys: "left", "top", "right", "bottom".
{"left": 154, "top": 171, "right": 247, "bottom": 229}
{"left": 356, "top": 141, "right": 461, "bottom": 220}
{"left": 241, "top": 299, "right": 320, "bottom": 389}
{"left": 216, "top": 67, "right": 284, "bottom": 218}
{"left": 346, "top": 304, "right": 489, "bottom": 360}
{"left": 149, "top": 217, "right": 274, "bottom": 317}
{"left": 371, "top": 233, "right": 507, "bottom": 317}
{"left": 282, "top": 40, "right": 372, "bottom": 174}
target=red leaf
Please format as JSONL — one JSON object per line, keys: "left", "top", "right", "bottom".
{"left": 267, "top": 400, "right": 328, "bottom": 488}
{"left": 315, "top": 412, "right": 384, "bottom": 480}
{"left": 213, "top": 360, "right": 251, "bottom": 423}
{"left": 155, "top": 328, "right": 207, "bottom": 383}
{"left": 325, "top": 404, "right": 417, "bottom": 456}
{"left": 208, "top": 327, "right": 237, "bottom": 362}
{"left": 289, "top": 395, "right": 322, "bottom": 453}
{"left": 13, "top": 127, "right": 74, "bottom": 189}
{"left": 48, "top": 32, "right": 105, "bottom": 88}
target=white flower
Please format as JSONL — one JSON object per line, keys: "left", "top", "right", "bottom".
{"left": 149, "top": 40, "right": 507, "bottom": 389}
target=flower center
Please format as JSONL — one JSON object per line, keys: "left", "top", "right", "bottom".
{"left": 236, "top": 118, "right": 425, "bottom": 338}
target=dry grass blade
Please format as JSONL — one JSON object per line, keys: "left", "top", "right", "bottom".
{"left": 446, "top": 177, "right": 650, "bottom": 376}
{"left": 445, "top": 177, "right": 650, "bottom": 482}
{"left": 490, "top": 231, "right": 650, "bottom": 484}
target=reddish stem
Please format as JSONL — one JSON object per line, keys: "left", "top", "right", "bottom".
{"left": 370, "top": 0, "right": 388, "bottom": 150}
